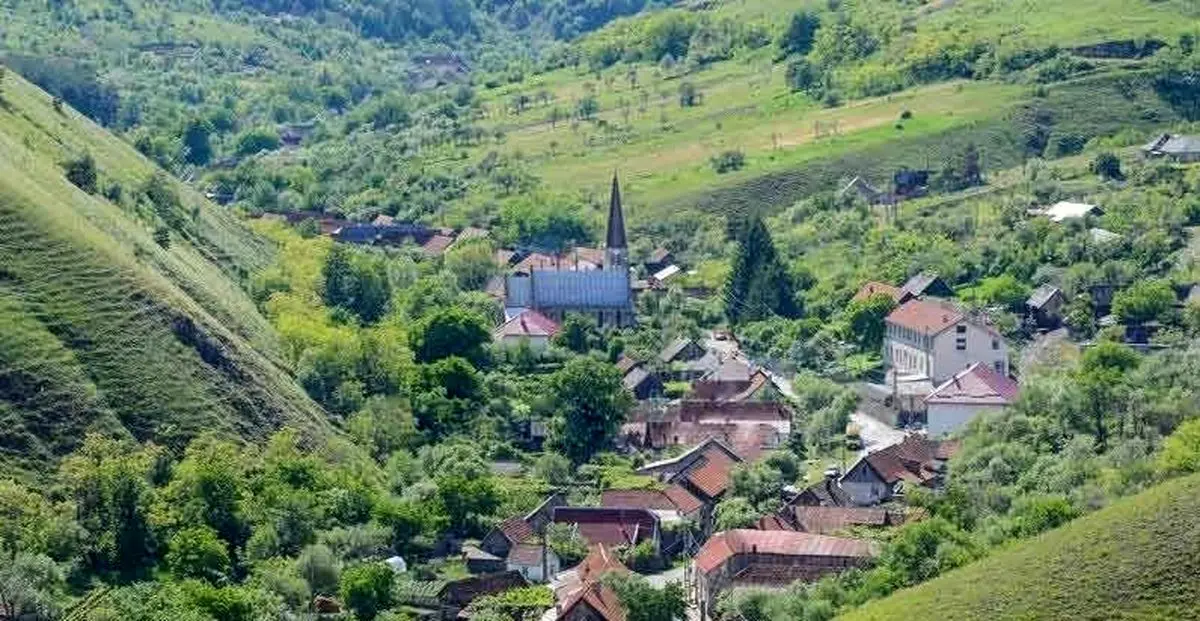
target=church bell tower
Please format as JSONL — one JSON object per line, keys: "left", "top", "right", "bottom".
{"left": 605, "top": 172, "right": 628, "bottom": 272}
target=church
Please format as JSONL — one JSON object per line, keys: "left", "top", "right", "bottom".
{"left": 503, "top": 174, "right": 635, "bottom": 328}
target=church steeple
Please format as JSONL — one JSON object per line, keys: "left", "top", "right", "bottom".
{"left": 605, "top": 172, "right": 628, "bottom": 271}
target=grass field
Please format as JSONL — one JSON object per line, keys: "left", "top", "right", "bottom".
{"left": 839, "top": 473, "right": 1200, "bottom": 621}
{"left": 0, "top": 72, "right": 330, "bottom": 478}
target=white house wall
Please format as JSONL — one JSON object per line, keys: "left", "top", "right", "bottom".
{"left": 926, "top": 402, "right": 1006, "bottom": 437}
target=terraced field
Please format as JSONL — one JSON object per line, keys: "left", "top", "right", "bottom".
{"left": 0, "top": 71, "right": 330, "bottom": 478}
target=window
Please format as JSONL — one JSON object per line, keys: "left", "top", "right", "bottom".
{"left": 992, "top": 338, "right": 1000, "bottom": 350}
{"left": 956, "top": 324, "right": 967, "bottom": 334}
{"left": 994, "top": 360, "right": 1004, "bottom": 374}
{"left": 956, "top": 337, "right": 966, "bottom": 351}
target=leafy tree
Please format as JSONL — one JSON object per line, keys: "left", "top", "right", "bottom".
{"left": 235, "top": 127, "right": 281, "bottom": 156}
{"left": 554, "top": 313, "right": 600, "bottom": 353}
{"left": 182, "top": 118, "right": 213, "bottom": 166}
{"left": 1112, "top": 279, "right": 1175, "bottom": 324}
{"left": 0, "top": 553, "right": 64, "bottom": 620}
{"left": 965, "top": 274, "right": 1029, "bottom": 312}
{"left": 165, "top": 527, "right": 230, "bottom": 581}
{"left": 714, "top": 497, "right": 758, "bottom": 530}
{"left": 348, "top": 397, "right": 419, "bottom": 461}
{"left": 296, "top": 544, "right": 340, "bottom": 596}
{"left": 374, "top": 498, "right": 439, "bottom": 553}
{"left": 409, "top": 307, "right": 491, "bottom": 365}
{"left": 785, "top": 57, "right": 822, "bottom": 94}
{"left": 844, "top": 293, "right": 895, "bottom": 351}
{"left": 711, "top": 150, "right": 745, "bottom": 174}
{"left": 603, "top": 573, "right": 687, "bottom": 621}
{"left": 1157, "top": 417, "right": 1200, "bottom": 476}
{"left": 443, "top": 239, "right": 496, "bottom": 290}
{"left": 548, "top": 357, "right": 633, "bottom": 463}
{"left": 725, "top": 215, "right": 797, "bottom": 322}
{"left": 436, "top": 473, "right": 500, "bottom": 534}
{"left": 64, "top": 153, "right": 98, "bottom": 194}
{"left": 779, "top": 10, "right": 821, "bottom": 56}
{"left": 157, "top": 436, "right": 250, "bottom": 556}
{"left": 532, "top": 452, "right": 572, "bottom": 485}
{"left": 576, "top": 95, "right": 599, "bottom": 119}
{"left": 1077, "top": 341, "right": 1140, "bottom": 450}
{"left": 1090, "top": 151, "right": 1124, "bottom": 180}
{"left": 323, "top": 245, "right": 393, "bottom": 323}
{"left": 545, "top": 522, "right": 588, "bottom": 566}
{"left": 878, "top": 517, "right": 980, "bottom": 586}
{"left": 339, "top": 563, "right": 395, "bottom": 621}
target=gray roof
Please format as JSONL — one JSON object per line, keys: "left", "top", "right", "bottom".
{"left": 622, "top": 366, "right": 654, "bottom": 391}
{"left": 659, "top": 337, "right": 696, "bottom": 363}
{"left": 505, "top": 270, "right": 632, "bottom": 310}
{"left": 1089, "top": 227, "right": 1123, "bottom": 244}
{"left": 1027, "top": 284, "right": 1063, "bottom": 309}
{"left": 606, "top": 173, "right": 627, "bottom": 250}
{"left": 900, "top": 272, "right": 946, "bottom": 296}
{"left": 1143, "top": 133, "right": 1200, "bottom": 155}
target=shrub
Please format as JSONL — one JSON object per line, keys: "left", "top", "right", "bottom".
{"left": 339, "top": 563, "right": 394, "bottom": 621}
{"left": 711, "top": 150, "right": 746, "bottom": 174}
{"left": 1090, "top": 151, "right": 1123, "bottom": 180}
{"left": 165, "top": 527, "right": 230, "bottom": 581}
{"left": 63, "top": 153, "right": 97, "bottom": 194}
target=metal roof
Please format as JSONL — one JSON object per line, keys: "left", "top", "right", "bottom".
{"left": 505, "top": 270, "right": 632, "bottom": 310}
{"left": 694, "top": 530, "right": 876, "bottom": 574}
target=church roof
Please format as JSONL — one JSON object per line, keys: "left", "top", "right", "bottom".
{"left": 505, "top": 270, "right": 632, "bottom": 309}
{"left": 606, "top": 173, "right": 627, "bottom": 250}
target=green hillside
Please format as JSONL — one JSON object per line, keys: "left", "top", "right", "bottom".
{"left": 839, "top": 473, "right": 1200, "bottom": 621}
{"left": 0, "top": 70, "right": 330, "bottom": 477}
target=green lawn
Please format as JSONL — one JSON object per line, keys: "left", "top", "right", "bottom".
{"left": 839, "top": 472, "right": 1200, "bottom": 621}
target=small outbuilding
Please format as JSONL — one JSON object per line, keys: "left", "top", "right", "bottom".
{"left": 1026, "top": 284, "right": 1066, "bottom": 329}
{"left": 1142, "top": 133, "right": 1200, "bottom": 163}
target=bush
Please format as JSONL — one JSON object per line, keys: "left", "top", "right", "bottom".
{"left": 1090, "top": 151, "right": 1124, "bottom": 180}
{"left": 165, "top": 527, "right": 230, "bottom": 581}
{"left": 235, "top": 127, "right": 281, "bottom": 156}
{"left": 297, "top": 544, "right": 341, "bottom": 596}
{"left": 63, "top": 153, "right": 97, "bottom": 194}
{"left": 339, "top": 563, "right": 395, "bottom": 621}
{"left": 678, "top": 81, "right": 700, "bottom": 107}
{"left": 711, "top": 150, "right": 746, "bottom": 174}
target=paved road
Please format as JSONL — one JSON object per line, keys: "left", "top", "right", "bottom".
{"left": 644, "top": 565, "right": 687, "bottom": 588}
{"left": 850, "top": 411, "right": 906, "bottom": 456}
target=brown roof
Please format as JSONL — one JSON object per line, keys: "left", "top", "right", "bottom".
{"left": 439, "top": 571, "right": 528, "bottom": 607}
{"left": 754, "top": 514, "right": 795, "bottom": 531}
{"left": 556, "top": 545, "right": 629, "bottom": 621}
{"left": 559, "top": 579, "right": 626, "bottom": 621}
{"left": 855, "top": 436, "right": 956, "bottom": 487}
{"left": 552, "top": 508, "right": 658, "bottom": 548}
{"left": 886, "top": 298, "right": 965, "bottom": 335}
{"left": 852, "top": 281, "right": 906, "bottom": 303}
{"left": 497, "top": 516, "right": 535, "bottom": 545}
{"left": 685, "top": 447, "right": 739, "bottom": 499}
{"left": 925, "top": 362, "right": 1020, "bottom": 406}
{"left": 791, "top": 506, "right": 891, "bottom": 535}
{"left": 600, "top": 489, "right": 677, "bottom": 511}
{"left": 494, "top": 310, "right": 561, "bottom": 340}
{"left": 615, "top": 355, "right": 642, "bottom": 375}
{"left": 422, "top": 234, "right": 455, "bottom": 256}
{"left": 649, "top": 247, "right": 672, "bottom": 264}
{"left": 506, "top": 543, "right": 546, "bottom": 567}
{"left": 663, "top": 484, "right": 704, "bottom": 515}
{"left": 694, "top": 530, "right": 876, "bottom": 575}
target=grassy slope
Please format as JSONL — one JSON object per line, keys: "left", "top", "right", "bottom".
{"left": 0, "top": 71, "right": 330, "bottom": 477}
{"left": 839, "top": 473, "right": 1200, "bottom": 621}
{"left": 467, "top": 0, "right": 1196, "bottom": 231}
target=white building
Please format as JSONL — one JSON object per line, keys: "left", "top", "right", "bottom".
{"left": 492, "top": 309, "right": 560, "bottom": 353}
{"left": 924, "top": 362, "right": 1020, "bottom": 437}
{"left": 1042, "top": 201, "right": 1102, "bottom": 223}
{"left": 883, "top": 298, "right": 1008, "bottom": 386}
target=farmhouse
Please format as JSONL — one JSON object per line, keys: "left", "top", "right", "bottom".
{"left": 395, "top": 571, "right": 529, "bottom": 619}
{"left": 693, "top": 530, "right": 876, "bottom": 619}
{"left": 883, "top": 298, "right": 1008, "bottom": 385}
{"left": 637, "top": 439, "right": 745, "bottom": 533}
{"left": 617, "top": 357, "right": 664, "bottom": 401}
{"left": 787, "top": 506, "right": 897, "bottom": 535}
{"left": 840, "top": 436, "right": 959, "bottom": 506}
{"left": 645, "top": 247, "right": 674, "bottom": 274}
{"left": 477, "top": 494, "right": 567, "bottom": 582}
{"left": 1142, "top": 133, "right": 1200, "bottom": 163}
{"left": 625, "top": 400, "right": 791, "bottom": 461}
{"left": 925, "top": 362, "right": 1020, "bottom": 437}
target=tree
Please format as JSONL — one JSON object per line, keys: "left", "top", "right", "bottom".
{"left": 548, "top": 357, "right": 633, "bottom": 463}
{"left": 182, "top": 118, "right": 213, "bottom": 166}
{"left": 545, "top": 522, "right": 588, "bottom": 566}
{"left": 711, "top": 150, "right": 745, "bottom": 174}
{"left": 678, "top": 81, "right": 700, "bottom": 107}
{"left": 165, "top": 527, "right": 230, "bottom": 581}
{"left": 1158, "top": 417, "right": 1200, "bottom": 476}
{"left": 604, "top": 574, "right": 687, "bottom": 621}
{"left": 1112, "top": 279, "right": 1175, "bottom": 324}
{"left": 409, "top": 307, "right": 491, "bottom": 365}
{"left": 235, "top": 126, "right": 281, "bottom": 156}
{"left": 779, "top": 10, "right": 821, "bottom": 56}
{"left": 443, "top": 240, "right": 496, "bottom": 290}
{"left": 724, "top": 215, "right": 797, "bottom": 323}
{"left": 64, "top": 153, "right": 97, "bottom": 194}
{"left": 845, "top": 293, "right": 896, "bottom": 351}
{"left": 322, "top": 245, "right": 392, "bottom": 323}
{"left": 296, "top": 544, "right": 340, "bottom": 596}
{"left": 1077, "top": 341, "right": 1141, "bottom": 451}
{"left": 554, "top": 314, "right": 600, "bottom": 353}
{"left": 436, "top": 473, "right": 500, "bottom": 534}
{"left": 1090, "top": 151, "right": 1123, "bottom": 180}
{"left": 339, "top": 563, "right": 394, "bottom": 621}
{"left": 714, "top": 497, "right": 758, "bottom": 531}
{"left": 0, "top": 553, "right": 64, "bottom": 620}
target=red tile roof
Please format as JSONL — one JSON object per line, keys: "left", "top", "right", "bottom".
{"left": 852, "top": 281, "right": 905, "bottom": 303}
{"left": 497, "top": 516, "right": 535, "bottom": 545}
{"left": 493, "top": 310, "right": 560, "bottom": 339}
{"left": 575, "top": 544, "right": 630, "bottom": 582}
{"left": 663, "top": 484, "right": 704, "bottom": 516}
{"left": 552, "top": 508, "right": 658, "bottom": 548}
{"left": 754, "top": 514, "right": 796, "bottom": 531}
{"left": 886, "top": 298, "right": 965, "bottom": 335}
{"left": 421, "top": 234, "right": 455, "bottom": 255}
{"left": 855, "top": 436, "right": 957, "bottom": 487}
{"left": 559, "top": 579, "right": 626, "bottom": 621}
{"left": 615, "top": 355, "right": 641, "bottom": 375}
{"left": 557, "top": 545, "right": 629, "bottom": 621}
{"left": 925, "top": 362, "right": 1020, "bottom": 406}
{"left": 791, "top": 506, "right": 891, "bottom": 535}
{"left": 506, "top": 543, "right": 546, "bottom": 567}
{"left": 695, "top": 530, "right": 877, "bottom": 575}
{"left": 600, "top": 489, "right": 677, "bottom": 511}
{"left": 685, "top": 447, "right": 739, "bottom": 499}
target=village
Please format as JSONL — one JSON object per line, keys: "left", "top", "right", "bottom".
{"left": 245, "top": 133, "right": 1200, "bottom": 621}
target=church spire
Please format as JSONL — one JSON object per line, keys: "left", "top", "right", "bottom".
{"left": 606, "top": 171, "right": 627, "bottom": 251}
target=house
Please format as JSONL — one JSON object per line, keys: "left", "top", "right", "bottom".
{"left": 899, "top": 272, "right": 954, "bottom": 299}
{"left": 838, "top": 176, "right": 885, "bottom": 204}
{"left": 551, "top": 507, "right": 660, "bottom": 552}
{"left": 421, "top": 234, "right": 456, "bottom": 257}
{"left": 1142, "top": 133, "right": 1200, "bottom": 163}
{"left": 649, "top": 264, "right": 682, "bottom": 288}
{"left": 462, "top": 545, "right": 505, "bottom": 574}
{"left": 790, "top": 477, "right": 853, "bottom": 508}
{"left": 553, "top": 545, "right": 630, "bottom": 621}
{"left": 693, "top": 530, "right": 876, "bottom": 619}
{"left": 626, "top": 400, "right": 791, "bottom": 462}
{"left": 599, "top": 486, "right": 704, "bottom": 554}
{"left": 394, "top": 571, "right": 529, "bottom": 619}
{"left": 637, "top": 439, "right": 745, "bottom": 534}
{"left": 659, "top": 337, "right": 716, "bottom": 381}
{"left": 478, "top": 494, "right": 568, "bottom": 582}
{"left": 503, "top": 176, "right": 633, "bottom": 328}
{"left": 493, "top": 309, "right": 560, "bottom": 352}
{"left": 1042, "top": 201, "right": 1103, "bottom": 223}
{"left": 1026, "top": 284, "right": 1066, "bottom": 329}
{"left": 839, "top": 436, "right": 960, "bottom": 506}
{"left": 621, "top": 362, "right": 664, "bottom": 401}
{"left": 924, "top": 362, "right": 1020, "bottom": 437}
{"left": 787, "top": 506, "right": 896, "bottom": 535}
{"left": 645, "top": 247, "right": 674, "bottom": 274}
{"left": 691, "top": 358, "right": 784, "bottom": 403}
{"left": 883, "top": 298, "right": 1009, "bottom": 385}
{"left": 660, "top": 338, "right": 705, "bottom": 365}
{"left": 852, "top": 281, "right": 913, "bottom": 305}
